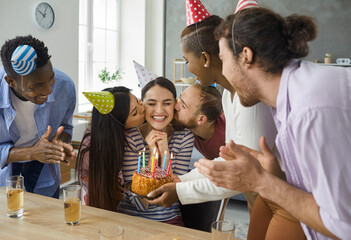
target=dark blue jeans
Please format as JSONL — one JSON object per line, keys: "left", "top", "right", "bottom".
{"left": 12, "top": 161, "right": 60, "bottom": 199}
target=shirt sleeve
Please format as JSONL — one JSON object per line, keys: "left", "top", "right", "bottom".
{"left": 233, "top": 99, "right": 277, "bottom": 151}
{"left": 176, "top": 157, "right": 240, "bottom": 204}
{"left": 0, "top": 143, "right": 13, "bottom": 169}
{"left": 178, "top": 168, "right": 205, "bottom": 182}
{"left": 293, "top": 108, "right": 351, "bottom": 239}
{"left": 172, "top": 130, "right": 195, "bottom": 176}
{"left": 60, "top": 78, "right": 76, "bottom": 140}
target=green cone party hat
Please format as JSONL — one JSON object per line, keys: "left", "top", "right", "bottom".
{"left": 83, "top": 91, "right": 115, "bottom": 114}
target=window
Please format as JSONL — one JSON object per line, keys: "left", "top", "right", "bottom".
{"left": 79, "top": 0, "right": 120, "bottom": 112}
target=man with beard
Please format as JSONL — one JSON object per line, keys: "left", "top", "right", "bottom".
{"left": 173, "top": 83, "right": 225, "bottom": 160}
{"left": 172, "top": 83, "right": 226, "bottom": 231}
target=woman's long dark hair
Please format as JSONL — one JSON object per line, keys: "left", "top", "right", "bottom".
{"left": 76, "top": 86, "right": 130, "bottom": 211}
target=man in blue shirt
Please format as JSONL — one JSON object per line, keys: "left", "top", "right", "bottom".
{"left": 0, "top": 35, "right": 76, "bottom": 198}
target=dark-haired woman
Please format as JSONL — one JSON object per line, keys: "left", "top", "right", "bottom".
{"left": 196, "top": 7, "right": 351, "bottom": 239}
{"left": 76, "top": 86, "right": 145, "bottom": 211}
{"left": 117, "top": 77, "right": 194, "bottom": 226}
{"left": 179, "top": 14, "right": 278, "bottom": 213}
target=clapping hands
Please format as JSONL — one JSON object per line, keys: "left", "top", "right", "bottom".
{"left": 30, "top": 125, "right": 76, "bottom": 165}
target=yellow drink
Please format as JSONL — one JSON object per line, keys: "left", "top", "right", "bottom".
{"left": 7, "top": 188, "right": 24, "bottom": 212}
{"left": 64, "top": 198, "right": 81, "bottom": 224}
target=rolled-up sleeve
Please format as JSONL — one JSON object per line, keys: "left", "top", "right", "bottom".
{"left": 177, "top": 157, "right": 240, "bottom": 204}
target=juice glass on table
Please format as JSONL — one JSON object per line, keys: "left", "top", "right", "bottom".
{"left": 63, "top": 185, "right": 81, "bottom": 225}
{"left": 6, "top": 175, "right": 24, "bottom": 218}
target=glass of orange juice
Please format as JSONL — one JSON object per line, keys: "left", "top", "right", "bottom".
{"left": 6, "top": 175, "right": 24, "bottom": 218}
{"left": 63, "top": 185, "right": 81, "bottom": 225}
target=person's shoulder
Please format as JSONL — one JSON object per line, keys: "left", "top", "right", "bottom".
{"left": 290, "top": 60, "right": 350, "bottom": 113}
{"left": 53, "top": 68, "right": 75, "bottom": 96}
{"left": 125, "top": 127, "right": 142, "bottom": 141}
{"left": 217, "top": 112, "right": 226, "bottom": 125}
{"left": 173, "top": 128, "right": 194, "bottom": 142}
{"left": 0, "top": 67, "right": 6, "bottom": 86}
{"left": 54, "top": 68, "right": 75, "bottom": 87}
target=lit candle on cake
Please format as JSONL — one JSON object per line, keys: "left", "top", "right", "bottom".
{"left": 162, "top": 151, "right": 167, "bottom": 170}
{"left": 151, "top": 147, "right": 156, "bottom": 173}
{"left": 137, "top": 152, "right": 141, "bottom": 173}
{"left": 142, "top": 148, "right": 146, "bottom": 170}
{"left": 152, "top": 152, "right": 159, "bottom": 178}
{"left": 167, "top": 152, "right": 174, "bottom": 176}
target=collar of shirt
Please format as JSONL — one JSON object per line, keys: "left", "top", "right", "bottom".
{"left": 275, "top": 59, "right": 300, "bottom": 126}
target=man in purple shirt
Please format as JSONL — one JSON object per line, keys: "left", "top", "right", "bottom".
{"left": 195, "top": 8, "right": 351, "bottom": 239}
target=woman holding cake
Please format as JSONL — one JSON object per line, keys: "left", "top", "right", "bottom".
{"left": 117, "top": 77, "right": 194, "bottom": 226}
{"left": 76, "top": 86, "right": 145, "bottom": 211}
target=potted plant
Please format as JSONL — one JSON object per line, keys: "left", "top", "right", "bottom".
{"left": 98, "top": 68, "right": 124, "bottom": 84}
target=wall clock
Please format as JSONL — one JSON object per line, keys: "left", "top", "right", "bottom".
{"left": 34, "top": 2, "right": 55, "bottom": 29}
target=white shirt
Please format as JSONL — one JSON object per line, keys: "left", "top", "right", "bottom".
{"left": 10, "top": 90, "right": 38, "bottom": 161}
{"left": 177, "top": 89, "right": 277, "bottom": 204}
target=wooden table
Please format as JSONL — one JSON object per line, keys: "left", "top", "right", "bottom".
{"left": 0, "top": 187, "right": 212, "bottom": 239}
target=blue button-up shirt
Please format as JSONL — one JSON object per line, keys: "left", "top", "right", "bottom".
{"left": 0, "top": 67, "right": 76, "bottom": 196}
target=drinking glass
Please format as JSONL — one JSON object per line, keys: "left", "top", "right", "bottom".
{"left": 211, "top": 220, "right": 235, "bottom": 240}
{"left": 99, "top": 225, "right": 124, "bottom": 240}
{"left": 6, "top": 175, "right": 24, "bottom": 218}
{"left": 63, "top": 185, "right": 81, "bottom": 225}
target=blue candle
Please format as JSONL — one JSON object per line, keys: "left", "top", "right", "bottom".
{"left": 138, "top": 152, "right": 141, "bottom": 173}
{"left": 162, "top": 151, "right": 167, "bottom": 170}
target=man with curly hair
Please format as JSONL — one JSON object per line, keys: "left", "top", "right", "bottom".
{"left": 0, "top": 35, "right": 76, "bottom": 198}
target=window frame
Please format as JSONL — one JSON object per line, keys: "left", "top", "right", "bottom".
{"left": 78, "top": 0, "right": 120, "bottom": 113}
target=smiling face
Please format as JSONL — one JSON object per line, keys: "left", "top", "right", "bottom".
{"left": 218, "top": 38, "right": 260, "bottom": 107}
{"left": 8, "top": 61, "right": 55, "bottom": 105}
{"left": 181, "top": 46, "right": 215, "bottom": 87}
{"left": 124, "top": 93, "right": 145, "bottom": 129}
{"left": 143, "top": 85, "right": 175, "bottom": 131}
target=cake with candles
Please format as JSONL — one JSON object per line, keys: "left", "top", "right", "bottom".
{"left": 131, "top": 166, "right": 172, "bottom": 196}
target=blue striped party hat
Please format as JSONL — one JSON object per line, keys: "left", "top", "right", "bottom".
{"left": 11, "top": 45, "right": 37, "bottom": 76}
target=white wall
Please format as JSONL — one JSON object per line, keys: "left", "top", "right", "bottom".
{"left": 145, "top": 0, "right": 165, "bottom": 76}
{"left": 0, "top": 0, "right": 79, "bottom": 111}
{"left": 119, "top": 0, "right": 164, "bottom": 98}
{"left": 0, "top": 0, "right": 164, "bottom": 108}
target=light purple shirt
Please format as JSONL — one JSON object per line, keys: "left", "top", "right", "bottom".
{"left": 272, "top": 60, "right": 351, "bottom": 239}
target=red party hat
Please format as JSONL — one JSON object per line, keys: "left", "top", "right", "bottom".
{"left": 235, "top": 0, "right": 259, "bottom": 13}
{"left": 186, "top": 0, "right": 210, "bottom": 26}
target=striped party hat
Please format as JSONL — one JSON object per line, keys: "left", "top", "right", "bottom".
{"left": 82, "top": 91, "right": 115, "bottom": 114}
{"left": 235, "top": 0, "right": 259, "bottom": 13}
{"left": 186, "top": 0, "right": 210, "bottom": 26}
{"left": 11, "top": 45, "right": 37, "bottom": 76}
{"left": 133, "top": 61, "right": 158, "bottom": 89}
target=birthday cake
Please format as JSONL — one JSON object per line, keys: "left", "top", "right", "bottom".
{"left": 131, "top": 166, "right": 172, "bottom": 196}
